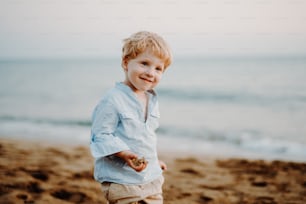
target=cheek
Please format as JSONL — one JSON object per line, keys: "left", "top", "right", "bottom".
{"left": 127, "top": 67, "right": 138, "bottom": 77}
{"left": 154, "top": 74, "right": 162, "bottom": 82}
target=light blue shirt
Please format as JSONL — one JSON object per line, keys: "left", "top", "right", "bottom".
{"left": 90, "top": 82, "right": 162, "bottom": 185}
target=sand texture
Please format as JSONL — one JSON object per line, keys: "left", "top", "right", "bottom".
{"left": 0, "top": 138, "right": 305, "bottom": 204}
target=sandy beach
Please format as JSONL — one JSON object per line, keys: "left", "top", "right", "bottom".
{"left": 0, "top": 138, "right": 305, "bottom": 204}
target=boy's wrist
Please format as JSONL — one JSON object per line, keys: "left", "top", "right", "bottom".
{"left": 114, "top": 150, "right": 134, "bottom": 160}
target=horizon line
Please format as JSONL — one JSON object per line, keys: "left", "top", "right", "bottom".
{"left": 0, "top": 53, "right": 306, "bottom": 62}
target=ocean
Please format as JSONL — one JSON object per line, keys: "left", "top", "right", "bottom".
{"left": 0, "top": 57, "right": 306, "bottom": 162}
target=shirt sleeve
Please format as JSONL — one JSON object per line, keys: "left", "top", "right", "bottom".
{"left": 90, "top": 100, "right": 129, "bottom": 158}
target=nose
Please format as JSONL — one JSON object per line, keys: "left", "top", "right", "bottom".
{"left": 145, "top": 67, "right": 154, "bottom": 76}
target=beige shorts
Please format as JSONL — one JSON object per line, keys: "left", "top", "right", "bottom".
{"left": 101, "top": 176, "right": 164, "bottom": 204}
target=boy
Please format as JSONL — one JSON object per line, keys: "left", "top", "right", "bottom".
{"left": 90, "top": 31, "right": 172, "bottom": 204}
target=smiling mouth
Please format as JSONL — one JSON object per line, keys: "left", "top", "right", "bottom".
{"left": 140, "top": 77, "right": 153, "bottom": 83}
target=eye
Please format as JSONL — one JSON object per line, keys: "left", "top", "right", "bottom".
{"left": 141, "top": 61, "right": 148, "bottom": 66}
{"left": 156, "top": 67, "right": 163, "bottom": 72}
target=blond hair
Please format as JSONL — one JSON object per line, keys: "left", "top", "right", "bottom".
{"left": 122, "top": 31, "right": 172, "bottom": 69}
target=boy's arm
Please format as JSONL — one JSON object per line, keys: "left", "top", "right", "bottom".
{"left": 90, "top": 101, "right": 148, "bottom": 172}
{"left": 90, "top": 101, "right": 130, "bottom": 158}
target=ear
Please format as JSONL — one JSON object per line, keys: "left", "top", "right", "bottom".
{"left": 121, "top": 58, "right": 128, "bottom": 71}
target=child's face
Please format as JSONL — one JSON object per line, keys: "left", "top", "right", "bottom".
{"left": 122, "top": 49, "right": 165, "bottom": 93}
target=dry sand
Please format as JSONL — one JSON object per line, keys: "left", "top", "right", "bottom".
{"left": 0, "top": 138, "right": 305, "bottom": 204}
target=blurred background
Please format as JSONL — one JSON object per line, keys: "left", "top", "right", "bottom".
{"left": 1, "top": 0, "right": 306, "bottom": 161}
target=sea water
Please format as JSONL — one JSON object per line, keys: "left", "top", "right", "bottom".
{"left": 0, "top": 57, "right": 305, "bottom": 161}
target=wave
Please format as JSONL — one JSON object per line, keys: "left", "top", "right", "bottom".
{"left": 157, "top": 88, "right": 306, "bottom": 106}
{"left": 0, "top": 115, "right": 91, "bottom": 127}
{"left": 157, "top": 126, "right": 306, "bottom": 161}
{"left": 1, "top": 115, "right": 305, "bottom": 161}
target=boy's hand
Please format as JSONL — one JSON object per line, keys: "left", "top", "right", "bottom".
{"left": 115, "top": 150, "right": 148, "bottom": 172}
{"left": 159, "top": 160, "right": 167, "bottom": 171}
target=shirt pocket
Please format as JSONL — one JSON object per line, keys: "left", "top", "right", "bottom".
{"left": 119, "top": 112, "right": 140, "bottom": 138}
{"left": 147, "top": 111, "right": 160, "bottom": 131}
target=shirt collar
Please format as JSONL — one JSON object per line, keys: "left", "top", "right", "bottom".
{"left": 115, "top": 82, "right": 157, "bottom": 97}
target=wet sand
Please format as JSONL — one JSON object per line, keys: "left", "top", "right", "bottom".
{"left": 0, "top": 138, "right": 305, "bottom": 204}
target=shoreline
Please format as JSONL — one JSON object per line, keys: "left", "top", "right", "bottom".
{"left": 1, "top": 133, "right": 305, "bottom": 163}
{"left": 1, "top": 137, "right": 306, "bottom": 203}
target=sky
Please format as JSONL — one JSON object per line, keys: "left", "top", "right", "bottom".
{"left": 1, "top": 0, "right": 306, "bottom": 59}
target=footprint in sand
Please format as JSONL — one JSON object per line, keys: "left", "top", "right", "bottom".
{"left": 51, "top": 189, "right": 88, "bottom": 203}
{"left": 200, "top": 195, "right": 213, "bottom": 202}
{"left": 180, "top": 168, "right": 203, "bottom": 176}
{"left": 26, "top": 170, "right": 49, "bottom": 181}
{"left": 26, "top": 182, "right": 44, "bottom": 193}
{"left": 255, "top": 196, "right": 276, "bottom": 204}
{"left": 251, "top": 181, "right": 268, "bottom": 187}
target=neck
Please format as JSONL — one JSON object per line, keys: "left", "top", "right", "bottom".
{"left": 137, "top": 92, "right": 149, "bottom": 120}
